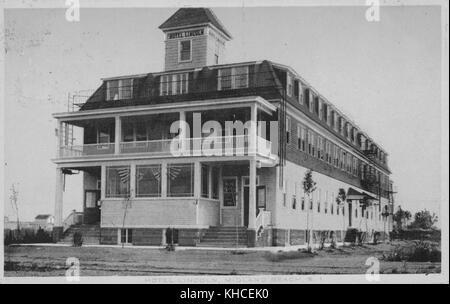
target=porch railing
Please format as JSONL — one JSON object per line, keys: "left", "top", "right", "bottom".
{"left": 59, "top": 135, "right": 276, "bottom": 159}
{"left": 60, "top": 143, "right": 114, "bottom": 158}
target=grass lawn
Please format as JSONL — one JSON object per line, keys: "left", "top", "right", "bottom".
{"left": 4, "top": 241, "right": 441, "bottom": 277}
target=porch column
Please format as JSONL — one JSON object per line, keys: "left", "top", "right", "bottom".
{"left": 114, "top": 116, "right": 121, "bottom": 155}
{"left": 130, "top": 163, "right": 136, "bottom": 198}
{"left": 194, "top": 161, "right": 201, "bottom": 198}
{"left": 208, "top": 165, "right": 213, "bottom": 199}
{"left": 161, "top": 162, "right": 167, "bottom": 198}
{"left": 100, "top": 165, "right": 106, "bottom": 200}
{"left": 56, "top": 120, "right": 63, "bottom": 157}
{"left": 179, "top": 111, "right": 187, "bottom": 154}
{"left": 218, "top": 166, "right": 224, "bottom": 225}
{"left": 248, "top": 160, "right": 257, "bottom": 247}
{"left": 248, "top": 160, "right": 257, "bottom": 229}
{"left": 53, "top": 168, "right": 64, "bottom": 241}
{"left": 249, "top": 104, "right": 258, "bottom": 154}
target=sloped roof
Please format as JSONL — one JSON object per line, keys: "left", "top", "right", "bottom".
{"left": 159, "top": 8, "right": 232, "bottom": 39}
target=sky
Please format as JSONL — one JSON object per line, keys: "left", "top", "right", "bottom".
{"left": 3, "top": 5, "right": 443, "bottom": 222}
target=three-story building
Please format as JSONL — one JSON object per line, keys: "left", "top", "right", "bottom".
{"left": 52, "top": 8, "right": 393, "bottom": 247}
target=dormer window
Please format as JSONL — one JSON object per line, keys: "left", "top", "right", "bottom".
{"left": 106, "top": 78, "right": 133, "bottom": 101}
{"left": 160, "top": 73, "right": 189, "bottom": 96}
{"left": 218, "top": 66, "right": 249, "bottom": 90}
{"left": 286, "top": 74, "right": 293, "bottom": 97}
{"left": 179, "top": 39, "right": 192, "bottom": 62}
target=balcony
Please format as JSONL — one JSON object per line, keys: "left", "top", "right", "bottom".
{"left": 57, "top": 136, "right": 277, "bottom": 161}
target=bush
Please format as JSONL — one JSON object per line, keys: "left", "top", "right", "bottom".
{"left": 4, "top": 228, "right": 53, "bottom": 245}
{"left": 264, "top": 250, "right": 316, "bottom": 262}
{"left": 382, "top": 241, "right": 441, "bottom": 262}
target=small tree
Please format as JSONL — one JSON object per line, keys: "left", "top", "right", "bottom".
{"left": 302, "top": 170, "right": 317, "bottom": 251}
{"left": 409, "top": 210, "right": 438, "bottom": 230}
{"left": 393, "top": 206, "right": 412, "bottom": 230}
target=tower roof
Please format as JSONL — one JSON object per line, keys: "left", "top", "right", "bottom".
{"left": 159, "top": 8, "right": 232, "bottom": 39}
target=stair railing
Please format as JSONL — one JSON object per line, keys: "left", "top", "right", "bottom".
{"left": 256, "top": 208, "right": 272, "bottom": 237}
{"left": 63, "top": 210, "right": 84, "bottom": 233}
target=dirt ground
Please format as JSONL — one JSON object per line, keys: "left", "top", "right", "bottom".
{"left": 4, "top": 241, "right": 441, "bottom": 277}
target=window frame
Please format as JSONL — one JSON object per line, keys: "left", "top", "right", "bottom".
{"left": 135, "top": 164, "right": 162, "bottom": 198}
{"left": 167, "top": 163, "right": 195, "bottom": 198}
{"left": 217, "top": 66, "right": 249, "bottom": 91}
{"left": 178, "top": 39, "right": 192, "bottom": 62}
{"left": 106, "top": 78, "right": 134, "bottom": 101}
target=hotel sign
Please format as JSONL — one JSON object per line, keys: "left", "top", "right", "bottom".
{"left": 167, "top": 29, "right": 205, "bottom": 39}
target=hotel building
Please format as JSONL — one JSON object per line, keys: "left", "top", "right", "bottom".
{"left": 52, "top": 8, "right": 394, "bottom": 247}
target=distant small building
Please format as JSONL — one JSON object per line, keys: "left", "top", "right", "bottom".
{"left": 33, "top": 214, "right": 55, "bottom": 231}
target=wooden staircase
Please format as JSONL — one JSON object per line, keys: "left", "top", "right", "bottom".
{"left": 197, "top": 226, "right": 248, "bottom": 247}
{"left": 59, "top": 224, "right": 101, "bottom": 245}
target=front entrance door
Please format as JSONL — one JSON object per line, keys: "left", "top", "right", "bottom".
{"left": 84, "top": 190, "right": 100, "bottom": 224}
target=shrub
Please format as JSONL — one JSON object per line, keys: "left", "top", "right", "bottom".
{"left": 382, "top": 241, "right": 441, "bottom": 262}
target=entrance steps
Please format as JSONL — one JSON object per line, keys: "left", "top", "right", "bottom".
{"left": 198, "top": 226, "right": 248, "bottom": 247}
{"left": 59, "top": 224, "right": 101, "bottom": 245}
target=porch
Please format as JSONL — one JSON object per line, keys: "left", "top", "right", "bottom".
{"left": 54, "top": 159, "right": 274, "bottom": 246}
{"left": 53, "top": 97, "right": 278, "bottom": 165}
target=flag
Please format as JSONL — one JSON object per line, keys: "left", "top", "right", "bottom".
{"left": 168, "top": 165, "right": 182, "bottom": 180}
{"left": 117, "top": 167, "right": 130, "bottom": 184}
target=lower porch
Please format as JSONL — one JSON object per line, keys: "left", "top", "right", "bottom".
{"left": 54, "top": 159, "right": 275, "bottom": 247}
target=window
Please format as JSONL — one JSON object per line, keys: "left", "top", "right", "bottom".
{"left": 353, "top": 157, "right": 358, "bottom": 176}
{"left": 301, "top": 197, "right": 305, "bottom": 210}
{"left": 286, "top": 117, "right": 291, "bottom": 144}
{"left": 314, "top": 96, "right": 320, "bottom": 115}
{"left": 308, "top": 131, "right": 316, "bottom": 156}
{"left": 136, "top": 165, "right": 161, "bottom": 197}
{"left": 201, "top": 165, "right": 209, "bottom": 198}
{"left": 297, "top": 124, "right": 306, "bottom": 151}
{"left": 223, "top": 177, "right": 237, "bottom": 207}
{"left": 167, "top": 164, "right": 194, "bottom": 197}
{"left": 318, "top": 99, "right": 323, "bottom": 120}
{"left": 304, "top": 88, "right": 310, "bottom": 108}
{"left": 298, "top": 81, "right": 304, "bottom": 105}
{"left": 106, "top": 166, "right": 130, "bottom": 198}
{"left": 347, "top": 153, "right": 352, "bottom": 173}
{"left": 179, "top": 40, "right": 192, "bottom": 62}
{"left": 119, "top": 229, "right": 133, "bottom": 244}
{"left": 292, "top": 195, "right": 297, "bottom": 209}
{"left": 331, "top": 203, "right": 334, "bottom": 215}
{"left": 326, "top": 141, "right": 332, "bottom": 164}
{"left": 218, "top": 66, "right": 249, "bottom": 90}
{"left": 160, "top": 73, "right": 189, "bottom": 96}
{"left": 286, "top": 74, "right": 293, "bottom": 97}
{"left": 257, "top": 186, "right": 266, "bottom": 208}
{"left": 106, "top": 79, "right": 133, "bottom": 101}
{"left": 283, "top": 192, "right": 287, "bottom": 207}
{"left": 309, "top": 93, "right": 315, "bottom": 113}
{"left": 317, "top": 136, "right": 323, "bottom": 160}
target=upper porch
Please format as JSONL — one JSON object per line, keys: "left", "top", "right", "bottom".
{"left": 53, "top": 96, "right": 279, "bottom": 166}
